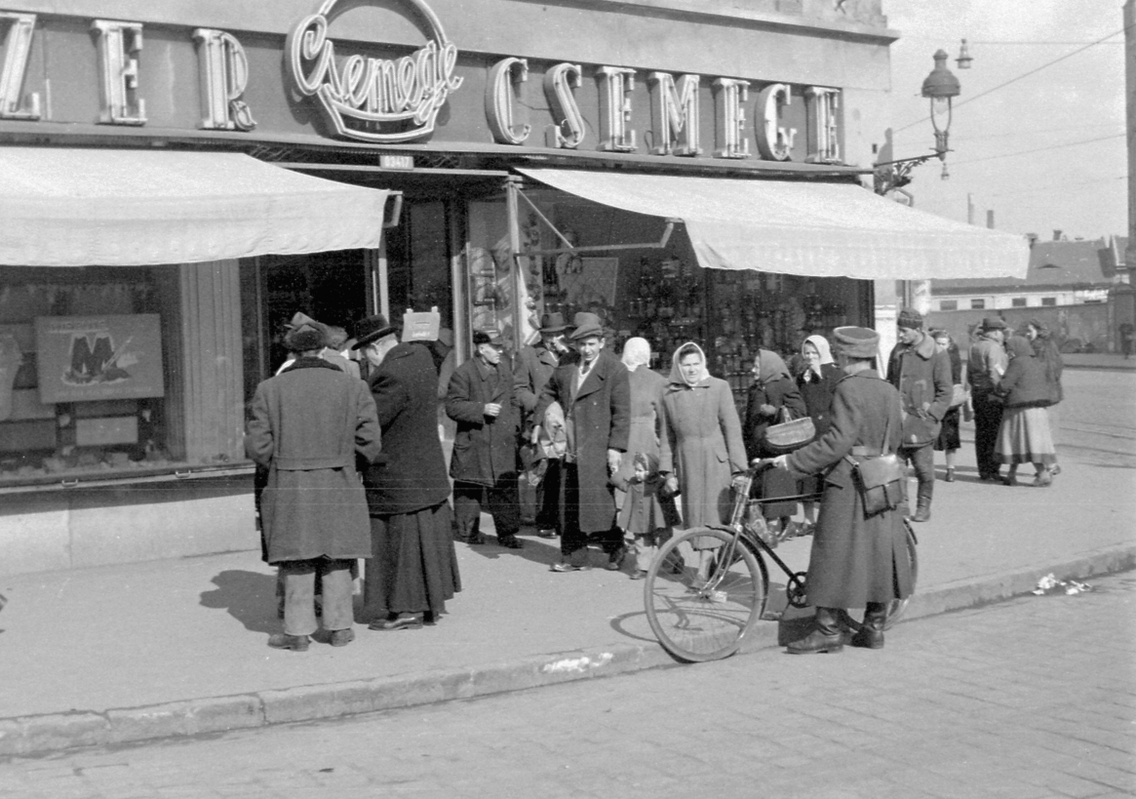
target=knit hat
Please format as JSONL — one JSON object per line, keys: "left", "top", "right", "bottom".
{"left": 832, "top": 326, "right": 879, "bottom": 360}
{"left": 896, "top": 308, "right": 923, "bottom": 330}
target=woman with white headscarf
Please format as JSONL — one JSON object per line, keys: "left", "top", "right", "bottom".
{"left": 615, "top": 338, "right": 669, "bottom": 496}
{"left": 795, "top": 334, "right": 842, "bottom": 533}
{"left": 660, "top": 342, "right": 747, "bottom": 530}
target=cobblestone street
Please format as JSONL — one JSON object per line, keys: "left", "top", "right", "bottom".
{"left": 2, "top": 571, "right": 1132, "bottom": 799}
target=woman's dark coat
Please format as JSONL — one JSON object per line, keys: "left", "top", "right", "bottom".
{"left": 535, "top": 350, "right": 631, "bottom": 534}
{"left": 744, "top": 373, "right": 807, "bottom": 519}
{"left": 446, "top": 355, "right": 520, "bottom": 486}
{"left": 361, "top": 342, "right": 451, "bottom": 516}
{"left": 246, "top": 358, "right": 382, "bottom": 564}
{"left": 796, "top": 362, "right": 842, "bottom": 439}
{"left": 996, "top": 341, "right": 1052, "bottom": 409}
{"left": 785, "top": 370, "right": 914, "bottom": 608}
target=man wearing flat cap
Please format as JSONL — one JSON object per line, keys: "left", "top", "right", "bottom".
{"left": 886, "top": 308, "right": 951, "bottom": 523}
{"left": 246, "top": 318, "right": 381, "bottom": 651}
{"left": 514, "top": 312, "right": 575, "bottom": 537}
{"left": 773, "top": 326, "right": 914, "bottom": 654}
{"left": 446, "top": 329, "right": 524, "bottom": 549}
{"left": 535, "top": 312, "right": 630, "bottom": 571}
{"left": 968, "top": 316, "right": 1010, "bottom": 481}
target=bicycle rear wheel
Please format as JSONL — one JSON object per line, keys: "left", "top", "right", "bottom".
{"left": 883, "top": 520, "right": 918, "bottom": 630}
{"left": 644, "top": 527, "right": 768, "bottom": 662}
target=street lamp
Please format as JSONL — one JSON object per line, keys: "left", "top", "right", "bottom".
{"left": 874, "top": 49, "right": 963, "bottom": 195}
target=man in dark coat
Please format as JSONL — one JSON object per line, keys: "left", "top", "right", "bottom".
{"left": 775, "top": 326, "right": 914, "bottom": 653}
{"left": 246, "top": 319, "right": 381, "bottom": 651}
{"left": 446, "top": 329, "right": 523, "bottom": 549}
{"left": 514, "top": 312, "right": 573, "bottom": 537}
{"left": 355, "top": 314, "right": 461, "bottom": 631}
{"left": 886, "top": 308, "right": 951, "bottom": 523}
{"left": 968, "top": 316, "right": 1009, "bottom": 481}
{"left": 535, "top": 313, "right": 630, "bottom": 571}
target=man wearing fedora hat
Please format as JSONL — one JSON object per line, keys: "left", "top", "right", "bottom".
{"left": 535, "top": 312, "right": 630, "bottom": 571}
{"left": 514, "top": 311, "right": 574, "bottom": 537}
{"left": 446, "top": 329, "right": 524, "bottom": 549}
{"left": 354, "top": 313, "right": 461, "bottom": 631}
{"left": 968, "top": 316, "right": 1010, "bottom": 481}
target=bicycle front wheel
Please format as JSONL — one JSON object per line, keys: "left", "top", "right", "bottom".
{"left": 644, "top": 527, "right": 768, "bottom": 663}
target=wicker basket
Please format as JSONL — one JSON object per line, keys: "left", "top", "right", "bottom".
{"left": 763, "top": 416, "right": 816, "bottom": 454}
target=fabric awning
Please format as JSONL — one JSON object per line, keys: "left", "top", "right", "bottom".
{"left": 517, "top": 168, "right": 1029, "bottom": 280}
{"left": 0, "top": 148, "right": 391, "bottom": 267}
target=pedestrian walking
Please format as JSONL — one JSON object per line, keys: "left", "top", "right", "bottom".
{"left": 661, "top": 342, "right": 748, "bottom": 572}
{"left": 446, "top": 329, "right": 524, "bottom": 549}
{"left": 931, "top": 329, "right": 964, "bottom": 483}
{"left": 514, "top": 312, "right": 573, "bottom": 537}
{"left": 246, "top": 318, "right": 382, "bottom": 651}
{"left": 744, "top": 348, "right": 808, "bottom": 534}
{"left": 968, "top": 316, "right": 1009, "bottom": 481}
{"left": 993, "top": 335, "right": 1058, "bottom": 487}
{"left": 355, "top": 313, "right": 462, "bottom": 631}
{"left": 535, "top": 312, "right": 630, "bottom": 572}
{"left": 796, "top": 334, "right": 841, "bottom": 533}
{"left": 886, "top": 308, "right": 951, "bottom": 522}
{"left": 773, "top": 326, "right": 914, "bottom": 654}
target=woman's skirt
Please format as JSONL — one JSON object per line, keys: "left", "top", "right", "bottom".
{"left": 934, "top": 405, "right": 961, "bottom": 451}
{"left": 995, "top": 406, "right": 1056, "bottom": 466}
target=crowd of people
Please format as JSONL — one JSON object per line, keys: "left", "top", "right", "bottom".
{"left": 244, "top": 306, "right": 1062, "bottom": 654}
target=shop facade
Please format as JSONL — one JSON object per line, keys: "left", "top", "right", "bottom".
{"left": 0, "top": 0, "right": 1025, "bottom": 574}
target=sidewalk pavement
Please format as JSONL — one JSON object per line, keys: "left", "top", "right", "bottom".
{"left": 1061, "top": 352, "right": 1136, "bottom": 371}
{"left": 1, "top": 433, "right": 1133, "bottom": 757}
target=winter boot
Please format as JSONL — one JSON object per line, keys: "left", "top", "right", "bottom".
{"left": 851, "top": 602, "right": 887, "bottom": 649}
{"left": 787, "top": 607, "right": 844, "bottom": 655}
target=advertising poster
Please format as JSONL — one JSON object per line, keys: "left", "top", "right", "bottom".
{"left": 35, "top": 315, "right": 165, "bottom": 404}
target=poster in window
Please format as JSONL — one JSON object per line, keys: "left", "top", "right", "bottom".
{"left": 34, "top": 315, "right": 165, "bottom": 403}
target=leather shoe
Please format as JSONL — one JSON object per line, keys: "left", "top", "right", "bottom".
{"left": 369, "top": 613, "right": 423, "bottom": 631}
{"left": 328, "top": 628, "right": 355, "bottom": 647}
{"left": 267, "top": 633, "right": 309, "bottom": 651}
{"left": 850, "top": 626, "right": 884, "bottom": 649}
{"left": 550, "top": 561, "right": 583, "bottom": 573}
{"left": 497, "top": 535, "right": 524, "bottom": 549}
{"left": 536, "top": 528, "right": 558, "bottom": 538}
{"left": 629, "top": 570, "right": 647, "bottom": 581}
{"left": 786, "top": 628, "right": 843, "bottom": 655}
{"left": 465, "top": 532, "right": 486, "bottom": 545}
{"left": 908, "top": 506, "right": 930, "bottom": 523}
{"left": 605, "top": 547, "right": 627, "bottom": 571}
{"left": 944, "top": 468, "right": 955, "bottom": 483}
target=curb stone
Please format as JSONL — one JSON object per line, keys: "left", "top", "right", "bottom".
{"left": 1, "top": 546, "right": 1133, "bottom": 759}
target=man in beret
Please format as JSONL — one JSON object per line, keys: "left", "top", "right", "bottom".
{"left": 535, "top": 313, "right": 630, "bottom": 571}
{"left": 514, "top": 312, "right": 574, "bottom": 538}
{"left": 774, "top": 326, "right": 913, "bottom": 653}
{"left": 246, "top": 319, "right": 381, "bottom": 651}
{"left": 446, "top": 329, "right": 524, "bottom": 549}
{"left": 968, "top": 316, "right": 1010, "bottom": 481}
{"left": 886, "top": 308, "right": 951, "bottom": 523}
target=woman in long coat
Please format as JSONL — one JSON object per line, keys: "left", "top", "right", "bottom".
{"left": 993, "top": 335, "right": 1057, "bottom": 487}
{"left": 615, "top": 338, "right": 669, "bottom": 509}
{"left": 744, "top": 348, "right": 807, "bottom": 527}
{"left": 660, "top": 342, "right": 747, "bottom": 530}
{"left": 355, "top": 315, "right": 461, "bottom": 631}
{"left": 778, "top": 326, "right": 914, "bottom": 654}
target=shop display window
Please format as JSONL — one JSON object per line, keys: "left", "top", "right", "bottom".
{"left": 0, "top": 264, "right": 250, "bottom": 490}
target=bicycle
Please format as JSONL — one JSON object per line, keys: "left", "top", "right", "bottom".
{"left": 643, "top": 461, "right": 918, "bottom": 662}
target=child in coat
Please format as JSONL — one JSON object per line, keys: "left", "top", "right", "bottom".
{"left": 610, "top": 451, "right": 679, "bottom": 580}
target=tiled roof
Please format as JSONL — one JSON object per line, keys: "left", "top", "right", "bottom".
{"left": 932, "top": 237, "right": 1116, "bottom": 294}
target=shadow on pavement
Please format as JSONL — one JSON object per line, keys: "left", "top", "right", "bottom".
{"left": 199, "top": 569, "right": 277, "bottom": 634}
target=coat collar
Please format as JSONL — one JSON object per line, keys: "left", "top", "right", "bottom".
{"left": 899, "top": 332, "right": 937, "bottom": 360}
{"left": 281, "top": 356, "right": 341, "bottom": 374}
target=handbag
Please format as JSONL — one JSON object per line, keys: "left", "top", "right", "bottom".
{"left": 763, "top": 405, "right": 816, "bottom": 454}
{"left": 845, "top": 407, "right": 904, "bottom": 519}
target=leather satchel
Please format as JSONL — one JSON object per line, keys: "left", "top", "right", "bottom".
{"left": 845, "top": 406, "right": 903, "bottom": 518}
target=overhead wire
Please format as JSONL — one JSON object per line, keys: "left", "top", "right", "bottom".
{"left": 949, "top": 133, "right": 1125, "bottom": 166}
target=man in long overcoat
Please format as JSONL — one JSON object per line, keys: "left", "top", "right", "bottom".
{"left": 246, "top": 320, "right": 381, "bottom": 651}
{"left": 446, "top": 329, "right": 523, "bottom": 549}
{"left": 968, "top": 316, "right": 1009, "bottom": 481}
{"left": 535, "top": 313, "right": 630, "bottom": 571}
{"left": 514, "top": 312, "right": 573, "bottom": 537}
{"left": 355, "top": 314, "right": 461, "bottom": 631}
{"left": 777, "top": 326, "right": 914, "bottom": 654}
{"left": 886, "top": 308, "right": 951, "bottom": 523}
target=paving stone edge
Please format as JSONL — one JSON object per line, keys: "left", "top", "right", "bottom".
{"left": 2, "top": 546, "right": 1132, "bottom": 759}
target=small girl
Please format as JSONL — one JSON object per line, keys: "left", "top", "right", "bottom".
{"left": 610, "top": 452, "right": 678, "bottom": 580}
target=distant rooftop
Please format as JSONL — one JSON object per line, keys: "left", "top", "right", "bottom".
{"left": 933, "top": 235, "right": 1127, "bottom": 294}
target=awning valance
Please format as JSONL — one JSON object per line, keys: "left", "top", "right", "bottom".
{"left": 517, "top": 168, "right": 1029, "bottom": 280}
{"left": 0, "top": 148, "right": 391, "bottom": 267}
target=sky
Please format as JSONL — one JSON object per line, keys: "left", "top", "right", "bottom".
{"left": 883, "top": 0, "right": 1127, "bottom": 243}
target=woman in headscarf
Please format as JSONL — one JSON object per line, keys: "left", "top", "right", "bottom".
{"left": 660, "top": 342, "right": 747, "bottom": 536}
{"left": 744, "top": 348, "right": 807, "bottom": 534}
{"left": 993, "top": 335, "right": 1057, "bottom": 487}
{"left": 615, "top": 337, "right": 669, "bottom": 506}
{"left": 795, "top": 335, "right": 841, "bottom": 534}
{"left": 1025, "top": 318, "right": 1064, "bottom": 476}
